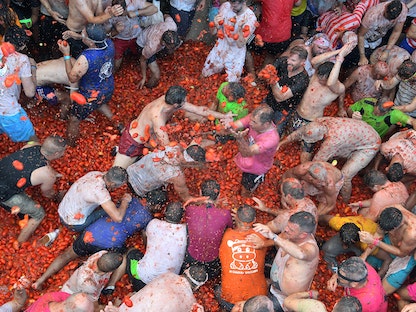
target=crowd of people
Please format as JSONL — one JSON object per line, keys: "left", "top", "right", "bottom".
{"left": 1, "top": 0, "right": 416, "bottom": 311}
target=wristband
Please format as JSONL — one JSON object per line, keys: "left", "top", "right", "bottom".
{"left": 136, "top": 10, "right": 140, "bottom": 17}
{"left": 373, "top": 237, "right": 381, "bottom": 247}
{"left": 309, "top": 290, "right": 313, "bottom": 299}
{"left": 64, "top": 55, "right": 71, "bottom": 61}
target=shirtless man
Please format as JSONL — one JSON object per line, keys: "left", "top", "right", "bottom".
{"left": 349, "top": 170, "right": 409, "bottom": 222}
{"left": 282, "top": 161, "right": 344, "bottom": 215}
{"left": 291, "top": 42, "right": 355, "bottom": 133}
{"left": 113, "top": 85, "right": 233, "bottom": 168}
{"left": 342, "top": 61, "right": 390, "bottom": 103}
{"left": 370, "top": 45, "right": 410, "bottom": 76}
{"left": 253, "top": 211, "right": 319, "bottom": 312}
{"left": 359, "top": 206, "right": 416, "bottom": 294}
{"left": 279, "top": 117, "right": 381, "bottom": 202}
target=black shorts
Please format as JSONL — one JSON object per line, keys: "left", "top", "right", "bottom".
{"left": 181, "top": 251, "right": 221, "bottom": 280}
{"left": 70, "top": 92, "right": 112, "bottom": 120}
{"left": 241, "top": 172, "right": 265, "bottom": 192}
{"left": 126, "top": 249, "right": 146, "bottom": 291}
{"left": 72, "top": 233, "right": 126, "bottom": 257}
{"left": 263, "top": 40, "right": 291, "bottom": 56}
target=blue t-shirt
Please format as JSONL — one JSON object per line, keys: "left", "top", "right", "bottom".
{"left": 86, "top": 197, "right": 153, "bottom": 249}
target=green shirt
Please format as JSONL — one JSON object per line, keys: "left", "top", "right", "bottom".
{"left": 350, "top": 98, "right": 410, "bottom": 137}
{"left": 216, "top": 82, "right": 248, "bottom": 122}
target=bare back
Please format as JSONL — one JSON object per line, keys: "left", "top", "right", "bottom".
{"left": 388, "top": 205, "right": 416, "bottom": 255}
{"left": 67, "top": 0, "right": 103, "bottom": 32}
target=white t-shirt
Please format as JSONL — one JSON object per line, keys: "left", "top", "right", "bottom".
{"left": 58, "top": 171, "right": 111, "bottom": 225}
{"left": 137, "top": 219, "right": 187, "bottom": 284}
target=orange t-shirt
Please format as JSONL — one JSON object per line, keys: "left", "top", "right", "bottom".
{"left": 219, "top": 228, "right": 268, "bottom": 303}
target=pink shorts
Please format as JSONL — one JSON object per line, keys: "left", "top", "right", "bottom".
{"left": 408, "top": 282, "right": 416, "bottom": 301}
{"left": 113, "top": 38, "right": 139, "bottom": 60}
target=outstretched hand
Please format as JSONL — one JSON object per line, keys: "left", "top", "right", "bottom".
{"left": 253, "top": 223, "right": 274, "bottom": 239}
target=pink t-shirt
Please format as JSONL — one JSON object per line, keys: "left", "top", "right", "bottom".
{"left": 25, "top": 292, "right": 70, "bottom": 312}
{"left": 346, "top": 263, "right": 388, "bottom": 312}
{"left": 234, "top": 114, "right": 279, "bottom": 175}
{"left": 256, "top": 0, "right": 297, "bottom": 43}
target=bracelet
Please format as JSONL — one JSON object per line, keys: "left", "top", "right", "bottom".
{"left": 272, "top": 234, "right": 278, "bottom": 241}
{"left": 64, "top": 55, "right": 71, "bottom": 61}
{"left": 358, "top": 201, "right": 363, "bottom": 208}
{"left": 308, "top": 290, "right": 313, "bottom": 299}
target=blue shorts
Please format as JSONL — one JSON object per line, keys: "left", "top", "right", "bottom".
{"left": 399, "top": 38, "right": 416, "bottom": 55}
{"left": 70, "top": 91, "right": 112, "bottom": 120}
{"left": 169, "top": 6, "right": 195, "bottom": 38}
{"left": 0, "top": 109, "right": 35, "bottom": 142}
{"left": 36, "top": 86, "right": 58, "bottom": 105}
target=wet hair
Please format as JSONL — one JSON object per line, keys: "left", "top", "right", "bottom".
{"left": 188, "top": 265, "right": 208, "bottom": 283}
{"left": 243, "top": 295, "right": 274, "bottom": 312}
{"left": 112, "top": 0, "right": 127, "bottom": 10}
{"left": 0, "top": 1, "right": 18, "bottom": 37}
{"left": 165, "top": 202, "right": 184, "bottom": 223}
{"left": 237, "top": 204, "right": 256, "bottom": 223}
{"left": 252, "top": 104, "right": 274, "bottom": 124}
{"left": 316, "top": 62, "right": 334, "bottom": 78}
{"left": 165, "top": 85, "right": 187, "bottom": 105}
{"left": 333, "top": 296, "right": 362, "bottom": 312}
{"left": 41, "top": 135, "right": 67, "bottom": 156}
{"left": 397, "top": 60, "right": 416, "bottom": 80}
{"left": 281, "top": 179, "right": 304, "bottom": 200}
{"left": 186, "top": 145, "right": 206, "bottom": 162}
{"left": 104, "top": 166, "right": 128, "bottom": 187}
{"left": 339, "top": 223, "right": 360, "bottom": 247}
{"left": 288, "top": 211, "right": 316, "bottom": 234}
{"left": 385, "top": 0, "right": 402, "bottom": 20}
{"left": 363, "top": 170, "right": 387, "bottom": 188}
{"left": 290, "top": 45, "right": 308, "bottom": 61}
{"left": 338, "top": 257, "right": 368, "bottom": 284}
{"left": 308, "top": 163, "right": 327, "bottom": 182}
{"left": 85, "top": 23, "right": 107, "bottom": 48}
{"left": 228, "top": 82, "right": 246, "bottom": 100}
{"left": 387, "top": 163, "right": 404, "bottom": 182}
{"left": 161, "top": 30, "right": 181, "bottom": 49}
{"left": 4, "top": 25, "right": 29, "bottom": 51}
{"left": 378, "top": 207, "right": 402, "bottom": 231}
{"left": 201, "top": 179, "right": 220, "bottom": 200}
{"left": 145, "top": 188, "right": 167, "bottom": 206}
{"left": 97, "top": 252, "right": 123, "bottom": 272}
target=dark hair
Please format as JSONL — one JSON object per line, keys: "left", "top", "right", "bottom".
{"left": 201, "top": 179, "right": 220, "bottom": 200}
{"left": 42, "top": 135, "right": 67, "bottom": 156}
{"left": 165, "top": 86, "right": 187, "bottom": 105}
{"left": 0, "top": 1, "right": 18, "bottom": 37}
{"left": 290, "top": 46, "right": 308, "bottom": 61}
{"left": 308, "top": 163, "right": 327, "bottom": 181}
{"left": 97, "top": 252, "right": 123, "bottom": 272}
{"left": 243, "top": 295, "right": 274, "bottom": 312}
{"left": 165, "top": 202, "right": 184, "bottom": 223}
{"left": 281, "top": 179, "right": 304, "bottom": 200}
{"left": 317, "top": 62, "right": 334, "bottom": 78}
{"left": 105, "top": 166, "right": 128, "bottom": 187}
{"left": 363, "top": 170, "right": 387, "bottom": 188}
{"left": 398, "top": 60, "right": 416, "bottom": 80}
{"left": 188, "top": 265, "right": 208, "bottom": 283}
{"left": 385, "top": 0, "right": 402, "bottom": 20}
{"left": 186, "top": 145, "right": 206, "bottom": 162}
{"left": 161, "top": 30, "right": 181, "bottom": 49}
{"left": 288, "top": 211, "right": 316, "bottom": 234}
{"left": 86, "top": 23, "right": 107, "bottom": 47}
{"left": 333, "top": 296, "right": 362, "bottom": 312}
{"left": 4, "top": 25, "right": 29, "bottom": 51}
{"left": 228, "top": 82, "right": 246, "bottom": 100}
{"left": 378, "top": 207, "right": 402, "bottom": 231}
{"left": 237, "top": 204, "right": 256, "bottom": 223}
{"left": 112, "top": 0, "right": 127, "bottom": 10}
{"left": 387, "top": 163, "right": 404, "bottom": 182}
{"left": 339, "top": 223, "right": 360, "bottom": 247}
{"left": 252, "top": 104, "right": 274, "bottom": 124}
{"left": 338, "top": 256, "right": 368, "bottom": 284}
{"left": 145, "top": 188, "right": 167, "bottom": 206}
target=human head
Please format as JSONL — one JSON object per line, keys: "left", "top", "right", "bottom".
{"left": 374, "top": 97, "right": 394, "bottom": 115}
{"left": 308, "top": 163, "right": 328, "bottom": 184}
{"left": 243, "top": 295, "right": 274, "bottom": 312}
{"left": 0, "top": 0, "right": 18, "bottom": 34}
{"left": 288, "top": 211, "right": 316, "bottom": 235}
{"left": 223, "top": 82, "right": 246, "bottom": 102}
{"left": 62, "top": 292, "right": 94, "bottom": 312}
{"left": 161, "top": 30, "right": 181, "bottom": 54}
{"left": 316, "top": 62, "right": 334, "bottom": 81}
{"left": 302, "top": 123, "right": 326, "bottom": 143}
{"left": 97, "top": 252, "right": 123, "bottom": 273}
{"left": 229, "top": 0, "right": 246, "bottom": 14}
{"left": 386, "top": 162, "right": 404, "bottom": 182}
{"left": 4, "top": 25, "right": 29, "bottom": 53}
{"left": 144, "top": 188, "right": 167, "bottom": 212}
{"left": 41, "top": 135, "right": 67, "bottom": 160}
{"left": 185, "top": 144, "right": 206, "bottom": 162}
{"left": 337, "top": 257, "right": 368, "bottom": 288}
{"left": 372, "top": 61, "right": 389, "bottom": 80}
{"left": 165, "top": 85, "right": 187, "bottom": 106}
{"left": 287, "top": 46, "right": 308, "bottom": 71}
{"left": 183, "top": 265, "right": 208, "bottom": 291}
{"left": 201, "top": 179, "right": 220, "bottom": 200}
{"left": 311, "top": 34, "right": 331, "bottom": 56}
{"left": 83, "top": 23, "right": 107, "bottom": 48}
{"left": 236, "top": 204, "right": 256, "bottom": 223}
{"left": 103, "top": 166, "right": 128, "bottom": 190}
{"left": 339, "top": 223, "right": 360, "bottom": 247}
{"left": 378, "top": 207, "right": 402, "bottom": 231}
{"left": 333, "top": 296, "right": 362, "bottom": 312}
{"left": 363, "top": 170, "right": 388, "bottom": 190}
{"left": 165, "top": 202, "right": 184, "bottom": 223}
{"left": 281, "top": 178, "right": 304, "bottom": 200}
{"left": 397, "top": 60, "right": 416, "bottom": 81}
{"left": 249, "top": 104, "right": 274, "bottom": 133}
{"left": 384, "top": 0, "right": 402, "bottom": 20}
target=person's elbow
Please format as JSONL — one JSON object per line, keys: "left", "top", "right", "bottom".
{"left": 24, "top": 87, "right": 36, "bottom": 98}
